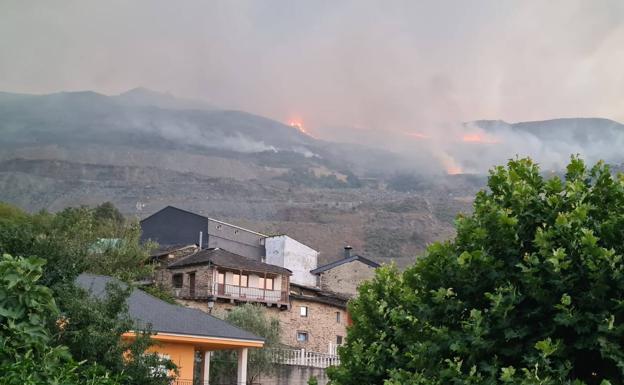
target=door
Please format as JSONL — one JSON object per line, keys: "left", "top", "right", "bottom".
{"left": 189, "top": 272, "right": 196, "bottom": 297}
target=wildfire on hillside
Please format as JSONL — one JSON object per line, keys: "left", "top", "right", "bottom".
{"left": 462, "top": 133, "right": 500, "bottom": 144}
{"left": 404, "top": 131, "right": 431, "bottom": 140}
{"left": 288, "top": 119, "right": 314, "bottom": 137}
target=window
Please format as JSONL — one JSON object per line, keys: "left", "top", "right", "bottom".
{"left": 336, "top": 311, "right": 341, "bottom": 323}
{"left": 336, "top": 335, "right": 343, "bottom": 345}
{"left": 300, "top": 306, "right": 308, "bottom": 317}
{"left": 172, "top": 274, "right": 183, "bottom": 288}
{"left": 232, "top": 273, "right": 240, "bottom": 286}
{"left": 258, "top": 277, "right": 274, "bottom": 290}
{"left": 296, "top": 331, "right": 308, "bottom": 342}
{"left": 240, "top": 274, "right": 248, "bottom": 287}
{"left": 217, "top": 272, "right": 225, "bottom": 285}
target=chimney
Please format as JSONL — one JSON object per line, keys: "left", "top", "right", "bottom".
{"left": 344, "top": 245, "right": 352, "bottom": 259}
{"left": 198, "top": 231, "right": 203, "bottom": 250}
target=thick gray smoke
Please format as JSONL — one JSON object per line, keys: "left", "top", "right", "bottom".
{"left": 2, "top": 1, "right": 624, "bottom": 173}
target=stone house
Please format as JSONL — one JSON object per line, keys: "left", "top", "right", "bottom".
{"left": 156, "top": 247, "right": 292, "bottom": 308}
{"left": 142, "top": 208, "right": 381, "bottom": 356}
{"left": 311, "top": 246, "right": 380, "bottom": 297}
{"left": 181, "top": 283, "right": 348, "bottom": 354}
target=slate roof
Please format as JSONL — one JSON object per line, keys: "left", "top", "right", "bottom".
{"left": 168, "top": 248, "right": 292, "bottom": 276}
{"left": 310, "top": 255, "right": 381, "bottom": 275}
{"left": 149, "top": 244, "right": 197, "bottom": 258}
{"left": 76, "top": 274, "right": 264, "bottom": 342}
{"left": 140, "top": 205, "right": 208, "bottom": 223}
{"left": 289, "top": 283, "right": 350, "bottom": 308}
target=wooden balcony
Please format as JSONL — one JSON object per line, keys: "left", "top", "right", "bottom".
{"left": 174, "top": 283, "right": 289, "bottom": 306}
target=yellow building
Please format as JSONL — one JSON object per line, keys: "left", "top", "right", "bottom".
{"left": 78, "top": 274, "right": 264, "bottom": 384}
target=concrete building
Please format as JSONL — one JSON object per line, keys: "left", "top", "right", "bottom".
{"left": 265, "top": 235, "right": 319, "bottom": 287}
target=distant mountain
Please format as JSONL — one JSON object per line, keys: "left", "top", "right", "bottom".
{"left": 0, "top": 89, "right": 411, "bottom": 179}
{"left": 474, "top": 118, "right": 624, "bottom": 143}
{"left": 461, "top": 117, "right": 624, "bottom": 172}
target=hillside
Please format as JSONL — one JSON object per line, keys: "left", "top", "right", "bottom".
{"left": 5, "top": 90, "right": 624, "bottom": 265}
{"left": 0, "top": 89, "right": 474, "bottom": 266}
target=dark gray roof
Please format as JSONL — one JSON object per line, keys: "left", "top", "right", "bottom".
{"left": 289, "top": 283, "right": 350, "bottom": 308}
{"left": 141, "top": 205, "right": 208, "bottom": 223}
{"left": 310, "top": 255, "right": 380, "bottom": 275}
{"left": 76, "top": 274, "right": 263, "bottom": 342}
{"left": 149, "top": 244, "right": 197, "bottom": 258}
{"left": 169, "top": 248, "right": 292, "bottom": 276}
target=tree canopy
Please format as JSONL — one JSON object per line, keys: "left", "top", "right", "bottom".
{"left": 329, "top": 157, "right": 624, "bottom": 385}
{"left": 0, "top": 202, "right": 172, "bottom": 385}
{"left": 211, "top": 304, "right": 281, "bottom": 385}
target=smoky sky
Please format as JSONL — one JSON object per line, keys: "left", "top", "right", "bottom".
{"left": 2, "top": 1, "right": 624, "bottom": 173}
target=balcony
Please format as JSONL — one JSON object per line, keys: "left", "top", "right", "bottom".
{"left": 174, "top": 283, "right": 288, "bottom": 305}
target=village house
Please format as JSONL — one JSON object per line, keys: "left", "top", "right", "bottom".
{"left": 77, "top": 273, "right": 264, "bottom": 385}
{"left": 311, "top": 246, "right": 380, "bottom": 297}
{"left": 155, "top": 247, "right": 292, "bottom": 308}
{"left": 142, "top": 206, "right": 380, "bottom": 359}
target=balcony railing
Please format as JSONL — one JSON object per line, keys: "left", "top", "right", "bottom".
{"left": 174, "top": 283, "right": 288, "bottom": 304}
{"left": 270, "top": 348, "right": 340, "bottom": 368}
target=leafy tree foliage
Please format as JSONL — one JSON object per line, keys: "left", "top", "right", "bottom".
{"left": 0, "top": 253, "right": 122, "bottom": 385}
{"left": 0, "top": 202, "right": 172, "bottom": 385}
{"left": 211, "top": 304, "right": 281, "bottom": 384}
{"left": 0, "top": 203, "right": 154, "bottom": 287}
{"left": 329, "top": 157, "right": 624, "bottom": 385}
{"left": 94, "top": 201, "right": 125, "bottom": 225}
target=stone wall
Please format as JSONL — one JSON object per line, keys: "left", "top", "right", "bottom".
{"left": 158, "top": 265, "right": 214, "bottom": 298}
{"left": 180, "top": 298, "right": 347, "bottom": 354}
{"left": 275, "top": 298, "right": 346, "bottom": 353}
{"left": 319, "top": 260, "right": 376, "bottom": 296}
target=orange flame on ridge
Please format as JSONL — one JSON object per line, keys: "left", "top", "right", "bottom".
{"left": 462, "top": 133, "right": 500, "bottom": 144}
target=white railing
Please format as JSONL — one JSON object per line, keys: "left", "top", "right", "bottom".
{"left": 270, "top": 348, "right": 340, "bottom": 368}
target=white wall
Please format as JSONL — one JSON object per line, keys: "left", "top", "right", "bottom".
{"left": 265, "top": 235, "right": 318, "bottom": 287}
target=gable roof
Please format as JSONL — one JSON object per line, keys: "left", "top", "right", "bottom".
{"left": 310, "top": 255, "right": 380, "bottom": 275}
{"left": 140, "top": 205, "right": 208, "bottom": 223}
{"left": 76, "top": 274, "right": 263, "bottom": 342}
{"left": 169, "top": 248, "right": 292, "bottom": 276}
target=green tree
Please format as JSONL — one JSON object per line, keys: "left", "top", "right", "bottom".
{"left": 329, "top": 157, "right": 624, "bottom": 385}
{"left": 211, "top": 304, "right": 281, "bottom": 385}
{"left": 0, "top": 202, "right": 171, "bottom": 385}
{"left": 0, "top": 253, "right": 122, "bottom": 385}
{"left": 94, "top": 201, "right": 125, "bottom": 225}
